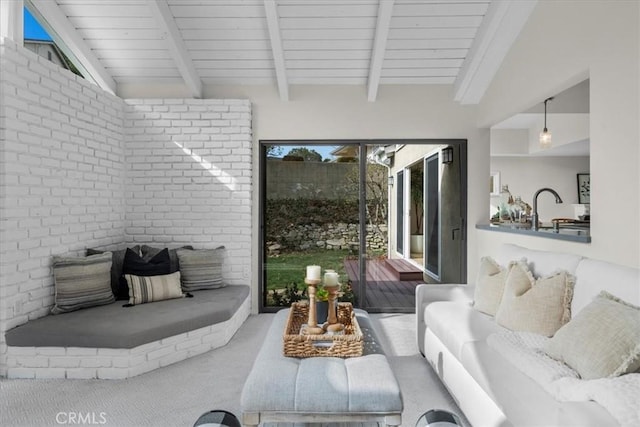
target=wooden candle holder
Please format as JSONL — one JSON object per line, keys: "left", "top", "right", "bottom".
{"left": 303, "top": 278, "right": 324, "bottom": 335}
{"left": 323, "top": 283, "right": 344, "bottom": 333}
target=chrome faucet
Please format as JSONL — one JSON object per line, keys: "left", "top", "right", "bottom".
{"left": 531, "top": 188, "right": 563, "bottom": 230}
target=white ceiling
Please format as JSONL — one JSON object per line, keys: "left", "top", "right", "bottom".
{"left": 27, "top": 0, "right": 537, "bottom": 101}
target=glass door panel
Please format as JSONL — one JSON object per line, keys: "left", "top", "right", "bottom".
{"left": 425, "top": 153, "right": 440, "bottom": 279}
{"left": 261, "top": 143, "right": 360, "bottom": 311}
{"left": 395, "top": 170, "right": 404, "bottom": 256}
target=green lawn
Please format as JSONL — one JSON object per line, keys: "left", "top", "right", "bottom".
{"left": 265, "top": 249, "right": 351, "bottom": 291}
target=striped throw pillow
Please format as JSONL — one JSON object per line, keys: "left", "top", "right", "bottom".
{"left": 51, "top": 252, "right": 115, "bottom": 314}
{"left": 124, "top": 271, "right": 184, "bottom": 305}
{"left": 177, "top": 247, "right": 226, "bottom": 292}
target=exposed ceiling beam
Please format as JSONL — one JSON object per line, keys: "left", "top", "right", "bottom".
{"left": 1, "top": 0, "right": 24, "bottom": 45}
{"left": 28, "top": 0, "right": 116, "bottom": 95}
{"left": 367, "top": 0, "right": 394, "bottom": 102}
{"left": 148, "top": 0, "right": 202, "bottom": 98}
{"left": 453, "top": 0, "right": 538, "bottom": 105}
{"left": 264, "top": 0, "right": 289, "bottom": 101}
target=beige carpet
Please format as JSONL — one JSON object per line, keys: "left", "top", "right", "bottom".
{"left": 1, "top": 312, "right": 468, "bottom": 427}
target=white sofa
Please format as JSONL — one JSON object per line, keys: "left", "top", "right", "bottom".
{"left": 416, "top": 243, "right": 639, "bottom": 427}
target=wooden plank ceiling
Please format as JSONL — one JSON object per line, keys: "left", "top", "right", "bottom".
{"left": 34, "top": 0, "right": 536, "bottom": 102}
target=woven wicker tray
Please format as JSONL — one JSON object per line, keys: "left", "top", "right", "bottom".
{"left": 283, "top": 302, "right": 363, "bottom": 358}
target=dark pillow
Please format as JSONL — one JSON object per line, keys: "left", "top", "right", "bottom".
{"left": 141, "top": 245, "right": 193, "bottom": 273}
{"left": 123, "top": 248, "right": 171, "bottom": 276}
{"left": 119, "top": 248, "right": 171, "bottom": 300}
{"left": 87, "top": 245, "right": 140, "bottom": 299}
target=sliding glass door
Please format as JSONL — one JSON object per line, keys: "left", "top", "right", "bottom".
{"left": 259, "top": 140, "right": 467, "bottom": 313}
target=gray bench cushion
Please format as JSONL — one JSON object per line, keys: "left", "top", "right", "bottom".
{"left": 241, "top": 308, "right": 403, "bottom": 414}
{"left": 5, "top": 285, "right": 250, "bottom": 349}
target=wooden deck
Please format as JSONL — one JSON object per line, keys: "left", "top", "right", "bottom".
{"left": 344, "top": 259, "right": 424, "bottom": 312}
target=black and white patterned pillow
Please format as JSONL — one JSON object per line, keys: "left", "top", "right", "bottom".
{"left": 51, "top": 252, "right": 115, "bottom": 314}
{"left": 124, "top": 272, "right": 184, "bottom": 306}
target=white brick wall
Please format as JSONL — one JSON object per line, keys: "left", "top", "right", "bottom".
{"left": 0, "top": 39, "right": 126, "bottom": 377}
{"left": 123, "top": 99, "right": 252, "bottom": 285}
{"left": 0, "top": 39, "right": 254, "bottom": 378}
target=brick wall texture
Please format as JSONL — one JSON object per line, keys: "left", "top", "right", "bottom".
{"left": 0, "top": 39, "right": 252, "bottom": 377}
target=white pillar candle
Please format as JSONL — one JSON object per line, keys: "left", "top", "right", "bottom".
{"left": 306, "top": 265, "right": 321, "bottom": 280}
{"left": 324, "top": 272, "right": 339, "bottom": 286}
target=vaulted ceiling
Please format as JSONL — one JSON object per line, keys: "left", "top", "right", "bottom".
{"left": 27, "top": 0, "right": 537, "bottom": 102}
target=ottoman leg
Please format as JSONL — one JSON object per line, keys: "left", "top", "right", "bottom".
{"left": 384, "top": 414, "right": 402, "bottom": 426}
{"left": 242, "top": 412, "right": 259, "bottom": 427}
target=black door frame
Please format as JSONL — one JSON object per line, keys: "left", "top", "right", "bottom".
{"left": 258, "top": 139, "right": 467, "bottom": 313}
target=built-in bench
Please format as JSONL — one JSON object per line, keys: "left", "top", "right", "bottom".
{"left": 5, "top": 286, "right": 250, "bottom": 379}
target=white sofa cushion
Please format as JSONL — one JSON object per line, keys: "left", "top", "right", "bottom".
{"left": 573, "top": 258, "right": 640, "bottom": 316}
{"left": 459, "top": 341, "right": 616, "bottom": 427}
{"left": 425, "top": 301, "right": 503, "bottom": 360}
{"left": 496, "top": 244, "right": 582, "bottom": 277}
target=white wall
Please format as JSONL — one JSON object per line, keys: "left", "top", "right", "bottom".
{"left": 0, "top": 39, "right": 126, "bottom": 376}
{"left": 490, "top": 156, "right": 590, "bottom": 221}
{"left": 477, "top": 1, "right": 640, "bottom": 267}
{"left": 123, "top": 99, "right": 252, "bottom": 286}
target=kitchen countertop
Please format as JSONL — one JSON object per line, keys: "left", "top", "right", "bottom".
{"left": 476, "top": 223, "right": 591, "bottom": 243}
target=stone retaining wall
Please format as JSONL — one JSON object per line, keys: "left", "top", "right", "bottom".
{"left": 267, "top": 223, "right": 387, "bottom": 254}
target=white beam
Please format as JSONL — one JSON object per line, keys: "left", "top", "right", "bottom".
{"left": 453, "top": 0, "right": 538, "bottom": 105}
{"left": 367, "top": 0, "right": 394, "bottom": 102}
{"left": 147, "top": 0, "right": 202, "bottom": 98}
{"left": 1, "top": 0, "right": 24, "bottom": 45}
{"left": 28, "top": 0, "right": 116, "bottom": 95}
{"left": 264, "top": 0, "right": 288, "bottom": 101}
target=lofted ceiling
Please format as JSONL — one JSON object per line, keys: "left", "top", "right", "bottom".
{"left": 27, "top": 0, "right": 537, "bottom": 101}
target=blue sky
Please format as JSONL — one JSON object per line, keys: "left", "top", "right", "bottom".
{"left": 24, "top": 8, "right": 52, "bottom": 41}
{"left": 285, "top": 145, "right": 336, "bottom": 161}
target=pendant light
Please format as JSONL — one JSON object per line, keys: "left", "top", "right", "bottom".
{"left": 539, "top": 97, "right": 554, "bottom": 148}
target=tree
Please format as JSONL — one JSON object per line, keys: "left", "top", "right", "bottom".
{"left": 287, "top": 147, "right": 322, "bottom": 162}
{"left": 343, "top": 162, "right": 388, "bottom": 227}
{"left": 265, "top": 145, "right": 283, "bottom": 157}
{"left": 411, "top": 167, "right": 424, "bottom": 234}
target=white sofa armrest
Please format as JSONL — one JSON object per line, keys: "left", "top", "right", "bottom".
{"left": 415, "top": 284, "right": 474, "bottom": 355}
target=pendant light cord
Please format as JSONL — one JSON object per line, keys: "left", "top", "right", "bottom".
{"left": 543, "top": 97, "right": 554, "bottom": 130}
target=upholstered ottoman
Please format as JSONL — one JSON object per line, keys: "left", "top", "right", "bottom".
{"left": 240, "top": 308, "right": 403, "bottom": 426}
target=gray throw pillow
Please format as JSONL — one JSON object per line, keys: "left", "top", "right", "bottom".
{"left": 86, "top": 245, "right": 140, "bottom": 299}
{"left": 177, "top": 247, "right": 226, "bottom": 292}
{"left": 51, "top": 252, "right": 115, "bottom": 314}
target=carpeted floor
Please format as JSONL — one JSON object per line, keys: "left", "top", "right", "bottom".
{"left": 0, "top": 313, "right": 468, "bottom": 427}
